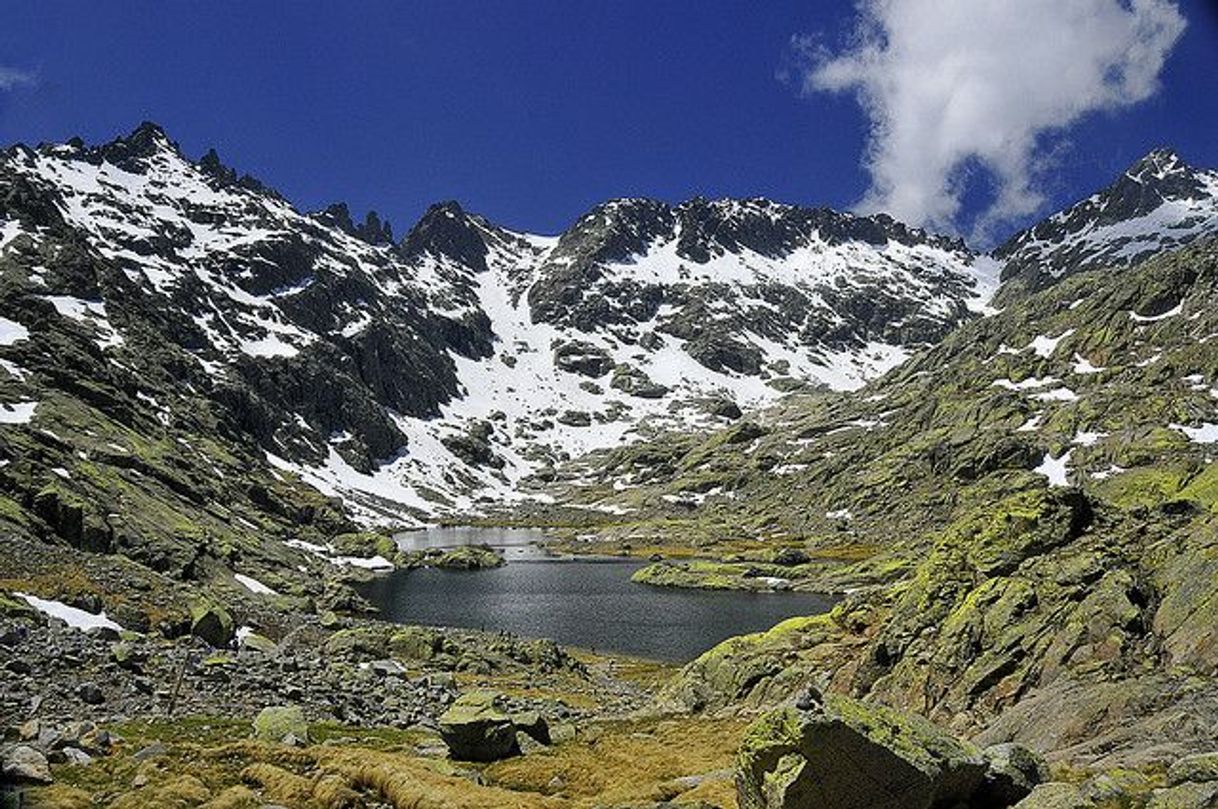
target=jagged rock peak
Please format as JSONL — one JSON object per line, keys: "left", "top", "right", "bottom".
{"left": 97, "top": 120, "right": 181, "bottom": 165}
{"left": 316, "top": 202, "right": 394, "bottom": 245}
{"left": 398, "top": 200, "right": 489, "bottom": 270}
{"left": 1126, "top": 146, "right": 1187, "bottom": 180}
{"left": 1116, "top": 146, "right": 1210, "bottom": 205}
{"left": 993, "top": 146, "right": 1218, "bottom": 299}
{"left": 194, "top": 146, "right": 277, "bottom": 198}
{"left": 551, "top": 194, "right": 969, "bottom": 269}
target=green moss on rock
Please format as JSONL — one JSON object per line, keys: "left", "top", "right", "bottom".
{"left": 252, "top": 705, "right": 309, "bottom": 743}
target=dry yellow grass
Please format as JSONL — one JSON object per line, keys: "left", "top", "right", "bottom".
{"left": 484, "top": 717, "right": 744, "bottom": 807}
{"left": 29, "top": 714, "right": 743, "bottom": 809}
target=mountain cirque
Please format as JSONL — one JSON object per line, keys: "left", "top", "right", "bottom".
{"left": 5, "top": 124, "right": 1218, "bottom": 808}
{"left": 0, "top": 122, "right": 999, "bottom": 526}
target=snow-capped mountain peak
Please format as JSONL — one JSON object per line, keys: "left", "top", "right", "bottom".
{"left": 996, "top": 147, "right": 1218, "bottom": 298}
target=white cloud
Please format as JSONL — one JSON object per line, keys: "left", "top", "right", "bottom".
{"left": 0, "top": 67, "right": 35, "bottom": 90}
{"left": 798, "top": 0, "right": 1186, "bottom": 243}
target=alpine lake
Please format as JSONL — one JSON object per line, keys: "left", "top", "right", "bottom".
{"left": 357, "top": 526, "right": 835, "bottom": 663}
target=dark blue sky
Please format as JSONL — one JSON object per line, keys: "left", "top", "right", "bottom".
{"left": 1, "top": 1, "right": 1216, "bottom": 241}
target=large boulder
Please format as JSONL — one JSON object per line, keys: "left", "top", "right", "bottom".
{"left": 238, "top": 631, "right": 278, "bottom": 655}
{"left": 610, "top": 365, "right": 670, "bottom": 399}
{"left": 553, "top": 340, "right": 614, "bottom": 377}
{"left": 1169, "top": 752, "right": 1218, "bottom": 787}
{"left": 1, "top": 744, "right": 53, "bottom": 784}
{"left": 736, "top": 693, "right": 991, "bottom": 809}
{"left": 322, "top": 626, "right": 390, "bottom": 660}
{"left": 1011, "top": 782, "right": 1084, "bottom": 808}
{"left": 389, "top": 626, "right": 443, "bottom": 660}
{"left": 977, "top": 743, "right": 1049, "bottom": 805}
{"left": 189, "top": 602, "right": 235, "bottom": 647}
{"left": 1146, "top": 782, "right": 1218, "bottom": 809}
{"left": 438, "top": 691, "right": 519, "bottom": 762}
{"left": 252, "top": 705, "right": 310, "bottom": 744}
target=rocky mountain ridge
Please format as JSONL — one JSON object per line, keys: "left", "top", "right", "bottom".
{"left": 0, "top": 122, "right": 1000, "bottom": 527}
{"left": 996, "top": 147, "right": 1218, "bottom": 301}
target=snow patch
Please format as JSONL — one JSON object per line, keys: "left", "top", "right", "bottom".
{"left": 1034, "top": 451, "right": 1072, "bottom": 487}
{"left": 0, "top": 316, "right": 29, "bottom": 346}
{"left": 1130, "top": 303, "right": 1183, "bottom": 323}
{"left": 0, "top": 401, "right": 38, "bottom": 424}
{"left": 992, "top": 376, "right": 1059, "bottom": 392}
{"left": 1171, "top": 423, "right": 1218, "bottom": 444}
{"left": 0, "top": 359, "right": 29, "bottom": 381}
{"left": 1032, "top": 387, "right": 1079, "bottom": 403}
{"left": 1071, "top": 354, "right": 1104, "bottom": 375}
{"left": 0, "top": 219, "right": 25, "bottom": 250}
{"left": 283, "top": 536, "right": 395, "bottom": 570}
{"left": 40, "top": 295, "right": 124, "bottom": 349}
{"left": 332, "top": 554, "right": 394, "bottom": 570}
{"left": 234, "top": 573, "right": 279, "bottom": 596}
{"left": 965, "top": 255, "right": 1003, "bottom": 315}
{"left": 1015, "top": 413, "right": 1044, "bottom": 433}
{"left": 1028, "top": 329, "right": 1075, "bottom": 358}
{"left": 15, "top": 592, "right": 124, "bottom": 633}
{"left": 1072, "top": 430, "right": 1107, "bottom": 446}
{"left": 1090, "top": 464, "right": 1125, "bottom": 481}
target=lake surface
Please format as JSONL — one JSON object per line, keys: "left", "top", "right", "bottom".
{"left": 359, "top": 526, "right": 836, "bottom": 663}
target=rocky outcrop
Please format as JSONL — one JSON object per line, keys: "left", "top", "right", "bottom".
{"left": 610, "top": 364, "right": 669, "bottom": 399}
{"left": 1, "top": 744, "right": 53, "bottom": 785}
{"left": 398, "top": 200, "right": 490, "bottom": 272}
{"left": 316, "top": 202, "right": 395, "bottom": 245}
{"left": 553, "top": 340, "right": 615, "bottom": 377}
{"left": 397, "top": 544, "right": 505, "bottom": 571}
{"left": 736, "top": 693, "right": 1040, "bottom": 809}
{"left": 438, "top": 691, "right": 521, "bottom": 762}
{"left": 1006, "top": 753, "right": 1218, "bottom": 808}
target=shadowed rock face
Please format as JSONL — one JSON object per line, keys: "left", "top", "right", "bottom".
{"left": 399, "top": 201, "right": 489, "bottom": 271}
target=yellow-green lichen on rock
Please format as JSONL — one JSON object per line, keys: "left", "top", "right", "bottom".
{"left": 736, "top": 695, "right": 991, "bottom": 809}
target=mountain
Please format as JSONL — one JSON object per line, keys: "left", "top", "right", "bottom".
{"left": 0, "top": 122, "right": 996, "bottom": 529}
{"left": 995, "top": 147, "right": 1218, "bottom": 301}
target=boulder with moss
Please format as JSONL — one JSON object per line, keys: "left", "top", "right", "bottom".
{"left": 736, "top": 692, "right": 1023, "bottom": 809}
{"left": 438, "top": 690, "right": 519, "bottom": 762}
{"left": 396, "top": 544, "right": 506, "bottom": 571}
{"left": 252, "top": 705, "right": 310, "bottom": 744}
{"left": 432, "top": 545, "right": 506, "bottom": 570}
{"left": 189, "top": 602, "right": 235, "bottom": 647}
{"left": 389, "top": 626, "right": 444, "bottom": 661}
